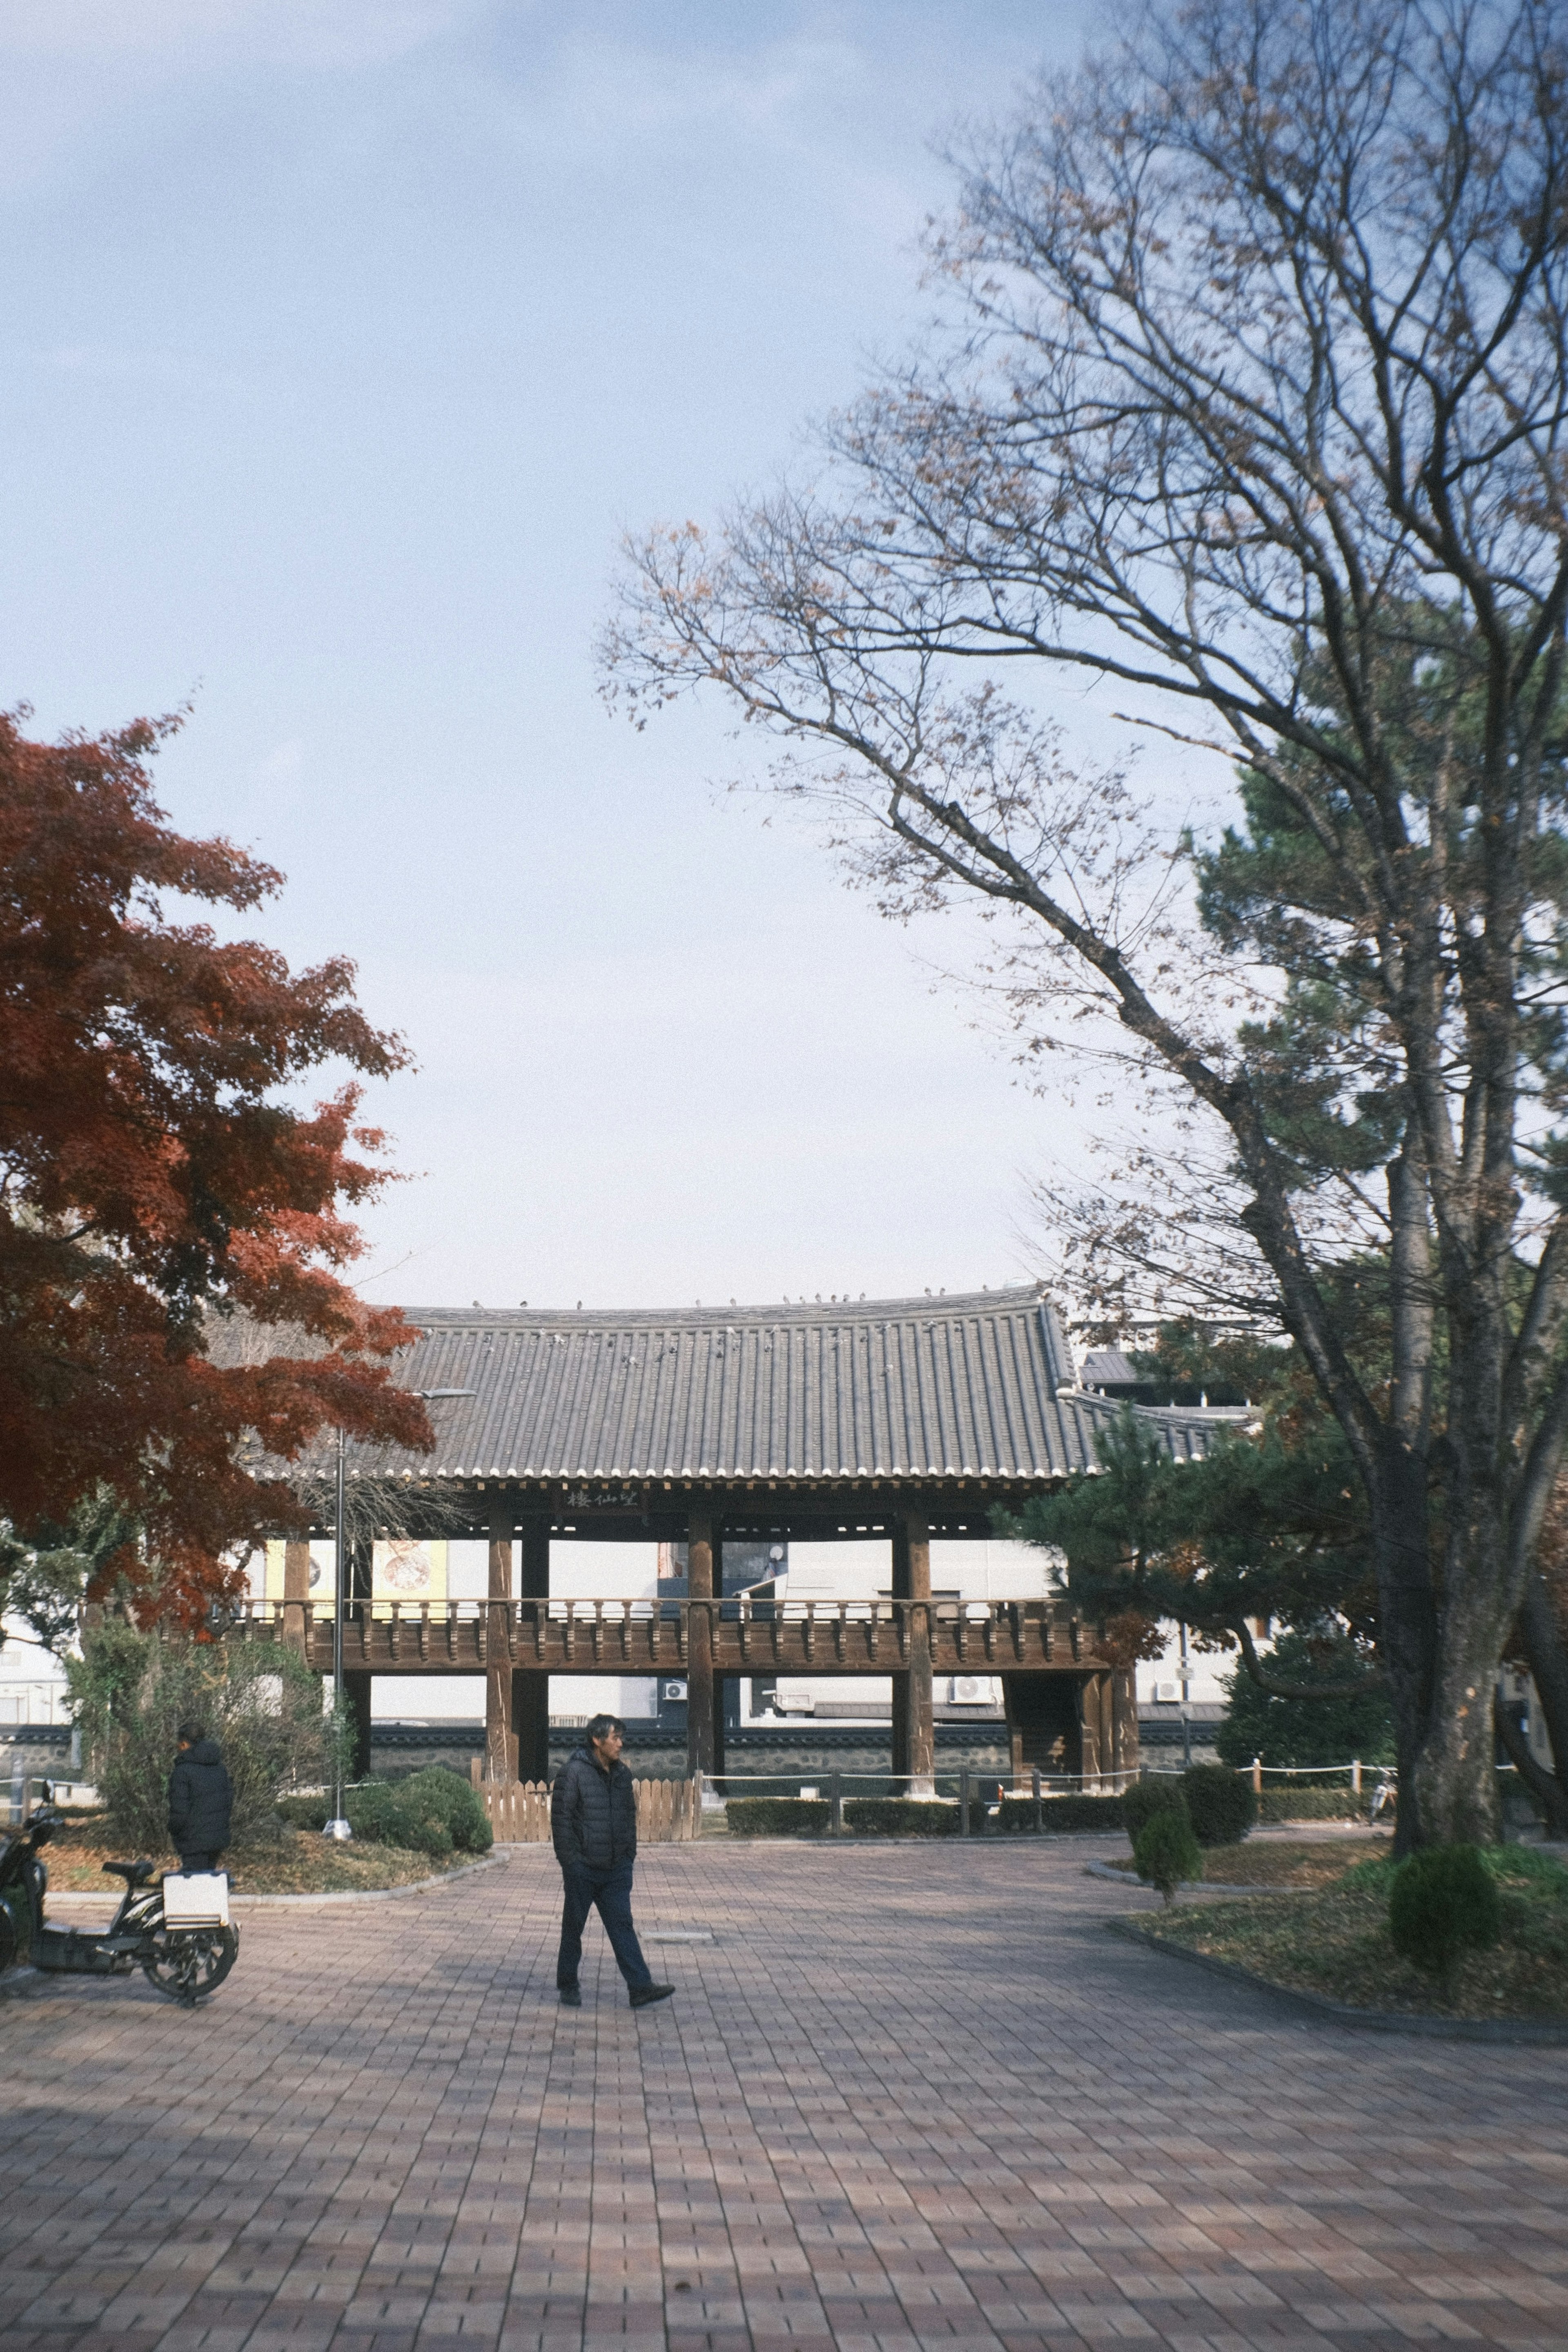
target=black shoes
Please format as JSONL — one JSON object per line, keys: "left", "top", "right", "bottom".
{"left": 629, "top": 1982, "right": 675, "bottom": 2009}
{"left": 559, "top": 1981, "right": 673, "bottom": 2010}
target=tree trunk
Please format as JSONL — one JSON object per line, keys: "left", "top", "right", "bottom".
{"left": 1369, "top": 1444, "right": 1438, "bottom": 1856}
{"left": 1517, "top": 1572, "right": 1568, "bottom": 1811}
{"left": 1412, "top": 1499, "right": 1517, "bottom": 1846}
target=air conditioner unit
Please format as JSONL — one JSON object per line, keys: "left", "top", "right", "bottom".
{"left": 1154, "top": 1681, "right": 1180, "bottom": 1703}
{"left": 949, "top": 1675, "right": 996, "bottom": 1705}
{"left": 662, "top": 1681, "right": 688, "bottom": 1702}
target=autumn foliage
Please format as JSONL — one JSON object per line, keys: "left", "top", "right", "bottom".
{"left": 0, "top": 710, "right": 431, "bottom": 1619}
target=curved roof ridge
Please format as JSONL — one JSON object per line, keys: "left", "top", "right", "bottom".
{"left": 401, "top": 1283, "right": 1051, "bottom": 1336}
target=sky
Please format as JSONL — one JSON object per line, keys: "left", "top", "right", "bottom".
{"left": 0, "top": 0, "right": 1122, "bottom": 1317}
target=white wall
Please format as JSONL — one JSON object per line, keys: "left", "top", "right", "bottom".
{"left": 546, "top": 1542, "right": 658, "bottom": 1599}
{"left": 1137, "top": 1628, "right": 1235, "bottom": 1708}
{"left": 931, "top": 1539, "right": 1056, "bottom": 1599}
{"left": 780, "top": 1536, "right": 1054, "bottom": 1601}
{"left": 781, "top": 1539, "right": 886, "bottom": 1598}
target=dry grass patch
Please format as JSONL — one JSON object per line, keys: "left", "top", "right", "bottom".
{"left": 1136, "top": 1849, "right": 1568, "bottom": 2021}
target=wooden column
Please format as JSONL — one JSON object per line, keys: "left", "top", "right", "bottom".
{"left": 1077, "top": 1675, "right": 1103, "bottom": 1785}
{"left": 687, "top": 1510, "right": 716, "bottom": 1778}
{"left": 1111, "top": 1668, "right": 1140, "bottom": 1782}
{"left": 514, "top": 1517, "right": 551, "bottom": 1784}
{"left": 344, "top": 1670, "right": 373, "bottom": 1779}
{"left": 486, "top": 1500, "right": 517, "bottom": 1783}
{"left": 891, "top": 1512, "right": 934, "bottom": 1793}
{"left": 1098, "top": 1673, "right": 1116, "bottom": 1788}
{"left": 282, "top": 1538, "right": 312, "bottom": 1659}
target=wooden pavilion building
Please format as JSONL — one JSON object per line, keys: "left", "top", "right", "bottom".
{"left": 242, "top": 1286, "right": 1236, "bottom": 1790}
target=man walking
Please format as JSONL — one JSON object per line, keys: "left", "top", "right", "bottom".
{"left": 550, "top": 1713, "right": 673, "bottom": 2009}
{"left": 167, "top": 1720, "right": 233, "bottom": 1871}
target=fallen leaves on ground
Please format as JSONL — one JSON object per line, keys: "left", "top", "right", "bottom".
{"left": 1106, "top": 1836, "right": 1391, "bottom": 1889}
{"left": 42, "top": 1820, "right": 477, "bottom": 1896}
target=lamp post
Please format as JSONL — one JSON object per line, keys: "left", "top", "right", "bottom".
{"left": 325, "top": 1425, "right": 353, "bottom": 1840}
{"left": 321, "top": 1387, "right": 475, "bottom": 1841}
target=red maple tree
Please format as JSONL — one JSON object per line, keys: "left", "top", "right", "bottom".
{"left": 0, "top": 709, "right": 432, "bottom": 1620}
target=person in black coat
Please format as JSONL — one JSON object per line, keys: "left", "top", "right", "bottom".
{"left": 167, "top": 1721, "right": 233, "bottom": 1870}
{"left": 549, "top": 1714, "right": 673, "bottom": 2009}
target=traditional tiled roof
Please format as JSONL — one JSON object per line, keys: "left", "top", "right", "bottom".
{"left": 333, "top": 1287, "right": 1240, "bottom": 1485}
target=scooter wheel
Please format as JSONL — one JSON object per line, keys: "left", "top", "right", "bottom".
{"left": 141, "top": 1924, "right": 240, "bottom": 2003}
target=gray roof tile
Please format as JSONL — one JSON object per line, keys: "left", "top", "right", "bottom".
{"left": 328, "top": 1287, "right": 1239, "bottom": 1484}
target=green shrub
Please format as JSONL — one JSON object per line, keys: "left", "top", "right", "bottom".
{"left": 843, "top": 1798, "right": 958, "bottom": 1836}
{"left": 395, "top": 1766, "right": 492, "bottom": 1854}
{"left": 1258, "top": 1786, "right": 1367, "bottom": 1823}
{"left": 1389, "top": 1845, "right": 1501, "bottom": 1980}
{"left": 68, "top": 1626, "right": 342, "bottom": 1850}
{"left": 278, "top": 1771, "right": 489, "bottom": 1854}
{"left": 344, "top": 1782, "right": 451, "bottom": 1856}
{"left": 1182, "top": 1764, "right": 1257, "bottom": 1846}
{"left": 1134, "top": 1810, "right": 1204, "bottom": 1903}
{"left": 1122, "top": 1777, "right": 1187, "bottom": 1846}
{"left": 993, "top": 1795, "right": 1127, "bottom": 1833}
{"left": 725, "top": 1797, "right": 831, "bottom": 1836}
{"left": 277, "top": 1794, "right": 329, "bottom": 1831}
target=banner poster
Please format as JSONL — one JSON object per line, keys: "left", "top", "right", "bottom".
{"left": 263, "top": 1540, "right": 339, "bottom": 1601}
{"left": 372, "top": 1538, "right": 448, "bottom": 1613}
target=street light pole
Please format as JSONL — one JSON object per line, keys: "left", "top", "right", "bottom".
{"left": 321, "top": 1391, "right": 472, "bottom": 1839}
{"left": 325, "top": 1425, "right": 352, "bottom": 1840}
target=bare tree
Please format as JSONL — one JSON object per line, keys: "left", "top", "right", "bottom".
{"left": 604, "top": 0, "right": 1568, "bottom": 1847}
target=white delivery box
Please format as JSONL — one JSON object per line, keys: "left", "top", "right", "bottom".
{"left": 161, "top": 1872, "right": 230, "bottom": 1927}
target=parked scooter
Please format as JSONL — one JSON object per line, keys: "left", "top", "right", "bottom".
{"left": 0, "top": 1793, "right": 240, "bottom": 2005}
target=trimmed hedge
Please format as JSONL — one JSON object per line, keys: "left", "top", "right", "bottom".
{"left": 1389, "top": 1844, "right": 1500, "bottom": 1979}
{"left": 1182, "top": 1763, "right": 1257, "bottom": 1846}
{"left": 347, "top": 1781, "right": 452, "bottom": 1855}
{"left": 1122, "top": 1778, "right": 1187, "bottom": 1844}
{"left": 842, "top": 1798, "right": 958, "bottom": 1836}
{"left": 1258, "top": 1786, "right": 1370, "bottom": 1824}
{"left": 994, "top": 1795, "right": 1127, "bottom": 1833}
{"left": 1134, "top": 1809, "right": 1203, "bottom": 1902}
{"left": 397, "top": 1766, "right": 493, "bottom": 1854}
{"left": 725, "top": 1797, "right": 831, "bottom": 1836}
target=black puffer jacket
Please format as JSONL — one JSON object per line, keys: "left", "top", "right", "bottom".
{"left": 167, "top": 1739, "right": 233, "bottom": 1853}
{"left": 550, "top": 1747, "right": 637, "bottom": 1872}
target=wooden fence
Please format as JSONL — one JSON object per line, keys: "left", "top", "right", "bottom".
{"left": 472, "top": 1769, "right": 702, "bottom": 1845}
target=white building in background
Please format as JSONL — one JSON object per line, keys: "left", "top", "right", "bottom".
{"left": 0, "top": 1613, "right": 72, "bottom": 1729}
{"left": 241, "top": 1533, "right": 1062, "bottom": 1730}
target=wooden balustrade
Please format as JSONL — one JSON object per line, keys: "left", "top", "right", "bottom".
{"left": 471, "top": 1772, "right": 700, "bottom": 1844}
{"left": 214, "top": 1596, "right": 1110, "bottom": 1676}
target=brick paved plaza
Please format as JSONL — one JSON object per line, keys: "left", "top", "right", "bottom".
{"left": 2, "top": 1840, "right": 1564, "bottom": 2352}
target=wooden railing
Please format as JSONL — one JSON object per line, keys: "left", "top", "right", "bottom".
{"left": 473, "top": 1771, "right": 700, "bottom": 1844}
{"left": 216, "top": 1596, "right": 1113, "bottom": 1675}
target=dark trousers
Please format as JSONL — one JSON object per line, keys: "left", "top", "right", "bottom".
{"left": 556, "top": 1861, "right": 652, "bottom": 1991}
{"left": 178, "top": 1851, "right": 222, "bottom": 1871}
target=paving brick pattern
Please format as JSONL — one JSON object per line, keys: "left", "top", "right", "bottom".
{"left": 2, "top": 1842, "right": 1564, "bottom": 2352}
